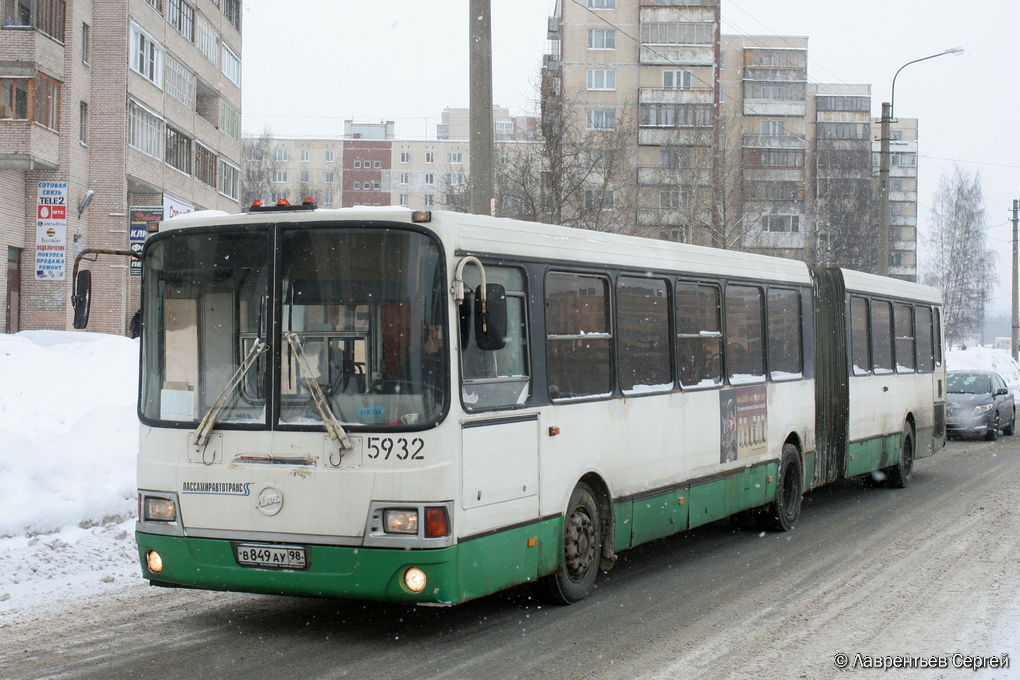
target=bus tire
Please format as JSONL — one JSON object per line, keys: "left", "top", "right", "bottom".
{"left": 760, "top": 444, "right": 802, "bottom": 532}
{"left": 884, "top": 424, "right": 914, "bottom": 488}
{"left": 537, "top": 482, "right": 603, "bottom": 605}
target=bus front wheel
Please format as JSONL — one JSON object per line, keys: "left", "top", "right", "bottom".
{"left": 760, "top": 444, "right": 803, "bottom": 532}
{"left": 538, "top": 482, "right": 603, "bottom": 605}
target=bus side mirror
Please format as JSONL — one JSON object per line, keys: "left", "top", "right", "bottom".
{"left": 474, "top": 283, "right": 507, "bottom": 351}
{"left": 71, "top": 269, "right": 92, "bottom": 329}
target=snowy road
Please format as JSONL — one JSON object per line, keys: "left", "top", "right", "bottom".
{"left": 2, "top": 437, "right": 1017, "bottom": 680}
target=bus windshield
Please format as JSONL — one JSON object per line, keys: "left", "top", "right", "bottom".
{"left": 140, "top": 225, "right": 447, "bottom": 429}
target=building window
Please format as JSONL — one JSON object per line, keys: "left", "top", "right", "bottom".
{"left": 221, "top": 44, "right": 241, "bottom": 86}
{"left": 81, "top": 22, "right": 90, "bottom": 64}
{"left": 587, "top": 108, "right": 616, "bottom": 130}
{"left": 890, "top": 153, "right": 916, "bottom": 167}
{"left": 78, "top": 101, "right": 87, "bottom": 143}
{"left": 587, "top": 68, "right": 616, "bottom": 91}
{"left": 32, "top": 73, "right": 59, "bottom": 130}
{"left": 641, "top": 22, "right": 713, "bottom": 45}
{"left": 755, "top": 149, "right": 804, "bottom": 168}
{"left": 128, "top": 99, "right": 162, "bottom": 157}
{"left": 324, "top": 171, "right": 335, "bottom": 184}
{"left": 588, "top": 0, "right": 615, "bottom": 6}
{"left": 298, "top": 170, "right": 310, "bottom": 182}
{"left": 371, "top": 181, "right": 380, "bottom": 190}
{"left": 353, "top": 160, "right": 361, "bottom": 168}
{"left": 325, "top": 150, "right": 334, "bottom": 163}
{"left": 167, "top": 0, "right": 194, "bottom": 41}
{"left": 219, "top": 100, "right": 240, "bottom": 140}
{"left": 324, "top": 191, "right": 334, "bottom": 204}
{"left": 223, "top": 0, "right": 240, "bottom": 31}
{"left": 398, "top": 172, "right": 409, "bottom": 184}
{"left": 273, "top": 148, "right": 287, "bottom": 162}
{"left": 400, "top": 151, "right": 410, "bottom": 163}
{"left": 659, "top": 190, "right": 686, "bottom": 209}
{"left": 165, "top": 125, "right": 192, "bottom": 174}
{"left": 424, "top": 194, "right": 434, "bottom": 206}
{"left": 425, "top": 173, "right": 434, "bottom": 185}
{"left": 761, "top": 119, "right": 785, "bottom": 136}
{"left": 196, "top": 14, "right": 219, "bottom": 66}
{"left": 272, "top": 170, "right": 287, "bottom": 183}
{"left": 219, "top": 159, "right": 239, "bottom": 199}
{"left": 399, "top": 194, "right": 408, "bottom": 206}
{"left": 425, "top": 152, "right": 434, "bottom": 163}
{"left": 0, "top": 79, "right": 27, "bottom": 120}
{"left": 761, "top": 214, "right": 801, "bottom": 233}
{"left": 27, "top": 0, "right": 65, "bottom": 41}
{"left": 373, "top": 160, "right": 382, "bottom": 168}
{"left": 2, "top": 0, "right": 31, "bottom": 25}
{"left": 194, "top": 142, "right": 217, "bottom": 186}
{"left": 639, "top": 103, "right": 712, "bottom": 128}
{"left": 299, "top": 149, "right": 309, "bottom": 162}
{"left": 142, "top": 0, "right": 161, "bottom": 11}
{"left": 584, "top": 189, "right": 614, "bottom": 210}
{"left": 587, "top": 28, "right": 615, "bottom": 49}
{"left": 164, "top": 54, "right": 196, "bottom": 108}
{"left": 662, "top": 70, "right": 691, "bottom": 89}
{"left": 130, "top": 23, "right": 163, "bottom": 86}
{"left": 447, "top": 151, "right": 463, "bottom": 164}
{"left": 353, "top": 181, "right": 361, "bottom": 190}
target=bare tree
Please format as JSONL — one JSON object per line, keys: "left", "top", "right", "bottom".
{"left": 241, "top": 128, "right": 278, "bottom": 206}
{"left": 814, "top": 142, "right": 878, "bottom": 271}
{"left": 922, "top": 166, "right": 994, "bottom": 343}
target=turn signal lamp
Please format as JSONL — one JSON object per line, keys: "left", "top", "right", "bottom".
{"left": 404, "top": 567, "right": 427, "bottom": 593}
{"left": 146, "top": 550, "right": 164, "bottom": 574}
{"left": 424, "top": 507, "right": 450, "bottom": 538}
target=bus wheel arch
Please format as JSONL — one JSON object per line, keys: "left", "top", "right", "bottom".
{"left": 578, "top": 472, "right": 617, "bottom": 572}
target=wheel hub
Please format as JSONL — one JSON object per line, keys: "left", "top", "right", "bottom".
{"left": 564, "top": 507, "right": 595, "bottom": 581}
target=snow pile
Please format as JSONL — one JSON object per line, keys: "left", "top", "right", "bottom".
{"left": 946, "top": 346, "right": 1020, "bottom": 400}
{"left": 0, "top": 331, "right": 141, "bottom": 612}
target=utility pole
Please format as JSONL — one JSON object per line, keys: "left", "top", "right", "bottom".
{"left": 469, "top": 0, "right": 494, "bottom": 216}
{"left": 1012, "top": 199, "right": 1018, "bottom": 359}
{"left": 878, "top": 102, "right": 892, "bottom": 276}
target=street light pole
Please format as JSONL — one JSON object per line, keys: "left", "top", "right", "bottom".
{"left": 878, "top": 47, "right": 964, "bottom": 277}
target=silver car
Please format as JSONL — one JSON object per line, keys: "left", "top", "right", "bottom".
{"left": 946, "top": 370, "right": 1016, "bottom": 440}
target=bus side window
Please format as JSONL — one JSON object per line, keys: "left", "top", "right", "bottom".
{"left": 460, "top": 266, "right": 530, "bottom": 409}
{"left": 915, "top": 306, "right": 934, "bottom": 373}
{"left": 871, "top": 300, "right": 894, "bottom": 374}
{"left": 894, "top": 303, "right": 915, "bottom": 372}
{"left": 546, "top": 272, "right": 612, "bottom": 400}
{"left": 618, "top": 276, "right": 671, "bottom": 394}
{"left": 850, "top": 296, "right": 870, "bottom": 376}
{"left": 676, "top": 282, "right": 722, "bottom": 388}
{"left": 766, "top": 287, "right": 802, "bottom": 380}
{"left": 725, "top": 284, "right": 764, "bottom": 384}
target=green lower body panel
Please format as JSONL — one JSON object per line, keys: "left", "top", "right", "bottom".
{"left": 846, "top": 433, "right": 901, "bottom": 477}
{"left": 138, "top": 518, "right": 561, "bottom": 605}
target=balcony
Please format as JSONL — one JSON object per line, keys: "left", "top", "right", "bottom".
{"left": 638, "top": 127, "right": 712, "bottom": 147}
{"left": 640, "top": 45, "right": 714, "bottom": 67}
{"left": 640, "top": 87, "right": 713, "bottom": 105}
{"left": 638, "top": 166, "right": 711, "bottom": 186}
{"left": 743, "top": 100, "right": 805, "bottom": 117}
{"left": 0, "top": 121, "right": 58, "bottom": 170}
{"left": 742, "top": 134, "right": 805, "bottom": 150}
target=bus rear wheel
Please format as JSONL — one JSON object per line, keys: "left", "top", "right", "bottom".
{"left": 760, "top": 444, "right": 802, "bottom": 532}
{"left": 537, "top": 482, "right": 602, "bottom": 605}
{"left": 885, "top": 424, "right": 914, "bottom": 488}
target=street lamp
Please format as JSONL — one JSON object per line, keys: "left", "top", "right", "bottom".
{"left": 878, "top": 47, "right": 964, "bottom": 277}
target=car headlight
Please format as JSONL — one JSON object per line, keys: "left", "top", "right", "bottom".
{"left": 143, "top": 496, "right": 177, "bottom": 522}
{"left": 975, "top": 404, "right": 995, "bottom": 414}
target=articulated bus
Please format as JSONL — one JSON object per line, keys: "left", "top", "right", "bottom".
{"left": 74, "top": 205, "right": 944, "bottom": 605}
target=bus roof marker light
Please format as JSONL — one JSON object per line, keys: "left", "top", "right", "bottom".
{"left": 411, "top": 210, "right": 432, "bottom": 223}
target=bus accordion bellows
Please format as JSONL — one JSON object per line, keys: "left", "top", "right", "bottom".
{"left": 84, "top": 206, "right": 944, "bottom": 606}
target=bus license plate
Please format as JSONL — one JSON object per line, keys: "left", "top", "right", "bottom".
{"left": 235, "top": 544, "right": 308, "bottom": 570}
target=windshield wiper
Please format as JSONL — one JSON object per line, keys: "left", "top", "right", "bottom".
{"left": 193, "top": 339, "right": 269, "bottom": 449}
{"left": 284, "top": 331, "right": 353, "bottom": 452}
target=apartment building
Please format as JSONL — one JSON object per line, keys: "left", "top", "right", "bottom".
{"left": 874, "top": 116, "right": 918, "bottom": 279}
{"left": 541, "top": 0, "right": 919, "bottom": 280}
{"left": 1, "top": 0, "right": 243, "bottom": 334}
{"left": 437, "top": 106, "right": 540, "bottom": 142}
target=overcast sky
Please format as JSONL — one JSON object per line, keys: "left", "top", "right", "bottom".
{"left": 241, "top": 0, "right": 1020, "bottom": 315}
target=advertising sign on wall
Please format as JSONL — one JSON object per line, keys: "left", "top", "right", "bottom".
{"left": 129, "top": 206, "right": 163, "bottom": 277}
{"left": 163, "top": 194, "right": 194, "bottom": 220}
{"left": 34, "top": 181, "right": 68, "bottom": 280}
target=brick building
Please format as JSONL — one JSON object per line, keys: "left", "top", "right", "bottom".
{"left": 1, "top": 0, "right": 243, "bottom": 334}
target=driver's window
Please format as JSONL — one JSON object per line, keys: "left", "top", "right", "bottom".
{"left": 459, "top": 265, "right": 530, "bottom": 409}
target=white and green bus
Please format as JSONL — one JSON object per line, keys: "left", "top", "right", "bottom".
{"left": 74, "top": 204, "right": 944, "bottom": 605}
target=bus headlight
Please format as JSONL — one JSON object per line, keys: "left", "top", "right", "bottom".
{"left": 404, "top": 567, "right": 427, "bottom": 592}
{"left": 143, "top": 497, "right": 177, "bottom": 522}
{"left": 383, "top": 509, "right": 418, "bottom": 534}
